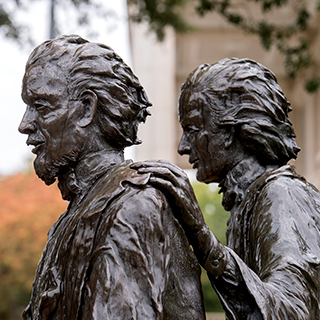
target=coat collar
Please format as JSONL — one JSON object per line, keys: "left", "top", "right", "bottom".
{"left": 219, "top": 158, "right": 277, "bottom": 211}
{"left": 57, "top": 150, "right": 124, "bottom": 202}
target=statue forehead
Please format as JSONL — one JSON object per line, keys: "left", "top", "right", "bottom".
{"left": 178, "top": 91, "right": 205, "bottom": 123}
{"left": 23, "top": 63, "right": 68, "bottom": 99}
{"left": 179, "top": 90, "right": 217, "bottom": 114}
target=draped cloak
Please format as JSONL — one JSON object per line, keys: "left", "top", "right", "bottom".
{"left": 209, "top": 165, "right": 320, "bottom": 319}
{"left": 23, "top": 160, "right": 205, "bottom": 320}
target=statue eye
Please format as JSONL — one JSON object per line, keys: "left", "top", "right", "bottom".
{"left": 186, "top": 125, "right": 199, "bottom": 133}
{"left": 34, "top": 103, "right": 45, "bottom": 111}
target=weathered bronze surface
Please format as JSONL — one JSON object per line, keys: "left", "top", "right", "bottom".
{"left": 19, "top": 35, "right": 205, "bottom": 319}
{"left": 133, "top": 58, "right": 320, "bottom": 319}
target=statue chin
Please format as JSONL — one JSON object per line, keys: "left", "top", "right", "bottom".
{"left": 33, "top": 154, "right": 63, "bottom": 186}
{"left": 34, "top": 148, "right": 81, "bottom": 186}
{"left": 34, "top": 159, "right": 58, "bottom": 186}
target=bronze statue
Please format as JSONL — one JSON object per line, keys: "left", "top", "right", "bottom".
{"left": 19, "top": 35, "right": 205, "bottom": 319}
{"left": 133, "top": 58, "right": 320, "bottom": 319}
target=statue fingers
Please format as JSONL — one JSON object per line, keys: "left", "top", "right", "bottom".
{"left": 137, "top": 167, "right": 182, "bottom": 187}
{"left": 131, "top": 160, "right": 186, "bottom": 178}
{"left": 148, "top": 176, "right": 178, "bottom": 196}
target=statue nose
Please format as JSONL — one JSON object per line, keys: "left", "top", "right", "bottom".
{"left": 18, "top": 108, "right": 36, "bottom": 134}
{"left": 178, "top": 133, "right": 191, "bottom": 155}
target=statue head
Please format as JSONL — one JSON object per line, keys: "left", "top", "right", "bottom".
{"left": 19, "top": 35, "right": 151, "bottom": 185}
{"left": 178, "top": 58, "right": 300, "bottom": 183}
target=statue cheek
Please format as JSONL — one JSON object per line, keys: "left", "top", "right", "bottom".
{"left": 197, "top": 131, "right": 210, "bottom": 154}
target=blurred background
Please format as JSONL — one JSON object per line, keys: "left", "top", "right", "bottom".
{"left": 1, "top": 0, "right": 320, "bottom": 318}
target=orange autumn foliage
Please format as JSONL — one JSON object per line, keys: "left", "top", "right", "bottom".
{"left": 0, "top": 171, "right": 67, "bottom": 319}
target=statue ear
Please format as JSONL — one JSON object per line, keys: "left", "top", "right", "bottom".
{"left": 224, "top": 126, "right": 235, "bottom": 148}
{"left": 77, "top": 90, "right": 97, "bottom": 128}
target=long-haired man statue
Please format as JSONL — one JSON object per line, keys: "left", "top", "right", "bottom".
{"left": 19, "top": 35, "right": 205, "bottom": 320}
{"left": 133, "top": 58, "right": 320, "bottom": 319}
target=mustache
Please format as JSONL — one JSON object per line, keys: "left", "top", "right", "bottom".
{"left": 26, "top": 134, "right": 45, "bottom": 146}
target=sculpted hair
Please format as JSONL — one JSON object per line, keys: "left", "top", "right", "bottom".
{"left": 180, "top": 58, "right": 300, "bottom": 165}
{"left": 25, "top": 34, "right": 151, "bottom": 148}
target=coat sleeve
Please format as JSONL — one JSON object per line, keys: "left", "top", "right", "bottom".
{"left": 208, "top": 177, "right": 320, "bottom": 320}
{"left": 79, "top": 186, "right": 170, "bottom": 320}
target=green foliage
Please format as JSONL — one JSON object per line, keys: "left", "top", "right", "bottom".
{"left": 280, "top": 38, "right": 312, "bottom": 78}
{"left": 257, "top": 21, "right": 274, "bottom": 50}
{"left": 0, "top": 3, "right": 20, "bottom": 40}
{"left": 0, "top": 0, "right": 112, "bottom": 42}
{"left": 226, "top": 13, "right": 243, "bottom": 25}
{"left": 128, "top": 0, "right": 193, "bottom": 41}
{"left": 305, "top": 76, "right": 320, "bottom": 93}
{"left": 259, "top": 0, "right": 288, "bottom": 12}
{"left": 197, "top": 0, "right": 217, "bottom": 15}
{"left": 296, "top": 8, "right": 310, "bottom": 30}
{"left": 192, "top": 181, "right": 229, "bottom": 313}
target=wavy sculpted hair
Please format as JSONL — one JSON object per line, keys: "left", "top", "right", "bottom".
{"left": 180, "top": 58, "right": 300, "bottom": 166}
{"left": 25, "top": 34, "right": 151, "bottom": 148}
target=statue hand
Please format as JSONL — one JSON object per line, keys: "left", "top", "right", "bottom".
{"left": 130, "top": 160, "right": 206, "bottom": 233}
{"left": 131, "top": 160, "right": 227, "bottom": 276}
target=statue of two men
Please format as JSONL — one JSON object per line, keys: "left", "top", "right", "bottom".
{"left": 20, "top": 35, "right": 320, "bottom": 319}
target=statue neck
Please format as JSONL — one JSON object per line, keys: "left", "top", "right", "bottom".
{"left": 219, "top": 157, "right": 278, "bottom": 211}
{"left": 57, "top": 149, "right": 124, "bottom": 203}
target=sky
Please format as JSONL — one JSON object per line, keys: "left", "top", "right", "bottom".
{"left": 0, "top": 0, "right": 132, "bottom": 176}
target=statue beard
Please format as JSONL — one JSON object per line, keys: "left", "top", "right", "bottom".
{"left": 34, "top": 147, "right": 81, "bottom": 186}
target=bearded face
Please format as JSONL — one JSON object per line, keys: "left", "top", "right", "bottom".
{"left": 19, "top": 63, "right": 85, "bottom": 185}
